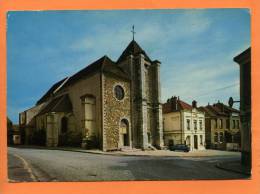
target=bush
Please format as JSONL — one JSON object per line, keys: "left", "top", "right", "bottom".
{"left": 58, "top": 131, "right": 82, "bottom": 147}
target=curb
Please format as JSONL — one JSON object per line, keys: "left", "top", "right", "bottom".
{"left": 10, "top": 146, "right": 154, "bottom": 157}
{"left": 36, "top": 148, "right": 174, "bottom": 158}
{"left": 215, "top": 163, "right": 251, "bottom": 176}
{"left": 9, "top": 146, "right": 241, "bottom": 158}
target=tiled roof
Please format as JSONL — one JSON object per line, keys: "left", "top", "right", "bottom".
{"left": 200, "top": 102, "right": 239, "bottom": 117}
{"left": 219, "top": 103, "right": 240, "bottom": 113}
{"left": 36, "top": 40, "right": 155, "bottom": 105}
{"left": 36, "top": 77, "right": 68, "bottom": 105}
{"left": 207, "top": 105, "right": 227, "bottom": 116}
{"left": 63, "top": 55, "right": 127, "bottom": 87}
{"left": 179, "top": 100, "right": 192, "bottom": 110}
{"left": 162, "top": 102, "right": 173, "bottom": 114}
{"left": 163, "top": 97, "right": 192, "bottom": 113}
{"left": 198, "top": 107, "right": 215, "bottom": 117}
{"left": 38, "top": 94, "right": 72, "bottom": 115}
{"left": 36, "top": 55, "right": 130, "bottom": 105}
{"left": 117, "top": 40, "right": 152, "bottom": 63}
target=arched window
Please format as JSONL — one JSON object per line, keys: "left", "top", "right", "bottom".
{"left": 61, "top": 117, "right": 68, "bottom": 133}
{"left": 215, "top": 119, "right": 218, "bottom": 128}
{"left": 186, "top": 119, "right": 190, "bottom": 130}
{"left": 199, "top": 120, "right": 203, "bottom": 130}
{"left": 219, "top": 119, "right": 223, "bottom": 129}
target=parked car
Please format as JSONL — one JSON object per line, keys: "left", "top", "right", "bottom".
{"left": 169, "top": 144, "right": 190, "bottom": 152}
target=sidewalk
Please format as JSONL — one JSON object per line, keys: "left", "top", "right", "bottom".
{"left": 216, "top": 160, "right": 251, "bottom": 176}
{"left": 8, "top": 153, "right": 37, "bottom": 182}
{"left": 10, "top": 145, "right": 241, "bottom": 157}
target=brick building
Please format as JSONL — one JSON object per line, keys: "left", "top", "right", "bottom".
{"left": 19, "top": 40, "right": 164, "bottom": 151}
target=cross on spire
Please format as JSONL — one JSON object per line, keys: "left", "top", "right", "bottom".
{"left": 131, "top": 25, "right": 136, "bottom": 41}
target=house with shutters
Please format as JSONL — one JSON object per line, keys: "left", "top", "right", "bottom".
{"left": 162, "top": 96, "right": 206, "bottom": 151}
{"left": 198, "top": 102, "right": 240, "bottom": 151}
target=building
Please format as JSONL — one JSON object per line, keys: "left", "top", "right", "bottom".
{"left": 7, "top": 118, "right": 21, "bottom": 145}
{"left": 7, "top": 117, "right": 13, "bottom": 145}
{"left": 19, "top": 104, "right": 45, "bottom": 145}
{"left": 12, "top": 125, "right": 21, "bottom": 145}
{"left": 19, "top": 39, "right": 164, "bottom": 151}
{"left": 162, "top": 96, "right": 206, "bottom": 151}
{"left": 234, "top": 47, "right": 251, "bottom": 168}
{"left": 199, "top": 102, "right": 240, "bottom": 151}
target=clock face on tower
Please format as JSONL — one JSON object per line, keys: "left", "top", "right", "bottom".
{"left": 114, "top": 85, "right": 125, "bottom": 100}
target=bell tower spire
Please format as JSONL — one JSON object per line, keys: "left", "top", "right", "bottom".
{"left": 131, "top": 25, "right": 136, "bottom": 41}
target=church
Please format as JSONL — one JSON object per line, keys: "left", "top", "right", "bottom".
{"left": 19, "top": 37, "right": 164, "bottom": 151}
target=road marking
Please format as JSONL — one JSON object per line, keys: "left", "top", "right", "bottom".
{"left": 11, "top": 153, "right": 37, "bottom": 181}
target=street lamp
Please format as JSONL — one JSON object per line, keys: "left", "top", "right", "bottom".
{"left": 228, "top": 97, "right": 240, "bottom": 108}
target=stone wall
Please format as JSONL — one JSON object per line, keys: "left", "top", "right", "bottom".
{"left": 118, "top": 54, "right": 163, "bottom": 149}
{"left": 19, "top": 103, "right": 46, "bottom": 144}
{"left": 34, "top": 72, "right": 102, "bottom": 148}
{"left": 64, "top": 73, "right": 102, "bottom": 147}
{"left": 103, "top": 74, "right": 131, "bottom": 151}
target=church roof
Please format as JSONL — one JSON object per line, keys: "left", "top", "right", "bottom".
{"left": 36, "top": 55, "right": 130, "bottom": 105}
{"left": 63, "top": 55, "right": 130, "bottom": 86}
{"left": 38, "top": 94, "right": 72, "bottom": 115}
{"left": 36, "top": 77, "right": 68, "bottom": 105}
{"left": 117, "top": 40, "right": 152, "bottom": 63}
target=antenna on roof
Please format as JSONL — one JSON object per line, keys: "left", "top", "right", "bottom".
{"left": 131, "top": 25, "right": 136, "bottom": 41}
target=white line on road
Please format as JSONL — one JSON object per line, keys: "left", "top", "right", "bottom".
{"left": 11, "top": 153, "right": 37, "bottom": 181}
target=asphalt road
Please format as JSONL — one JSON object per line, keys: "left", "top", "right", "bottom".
{"left": 8, "top": 147, "right": 248, "bottom": 182}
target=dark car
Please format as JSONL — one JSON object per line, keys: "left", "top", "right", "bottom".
{"left": 169, "top": 144, "right": 190, "bottom": 152}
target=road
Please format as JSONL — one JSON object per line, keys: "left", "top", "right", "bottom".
{"left": 8, "top": 147, "right": 249, "bottom": 182}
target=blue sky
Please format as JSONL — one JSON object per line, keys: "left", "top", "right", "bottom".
{"left": 7, "top": 9, "right": 250, "bottom": 123}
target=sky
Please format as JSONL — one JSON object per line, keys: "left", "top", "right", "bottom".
{"left": 7, "top": 9, "right": 250, "bottom": 124}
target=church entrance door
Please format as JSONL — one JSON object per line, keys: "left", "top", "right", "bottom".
{"left": 119, "top": 119, "right": 129, "bottom": 147}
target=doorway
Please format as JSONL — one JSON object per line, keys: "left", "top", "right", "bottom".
{"left": 61, "top": 117, "right": 68, "bottom": 133}
{"left": 194, "top": 135, "right": 198, "bottom": 149}
{"left": 186, "top": 136, "right": 191, "bottom": 146}
{"left": 119, "top": 119, "right": 129, "bottom": 147}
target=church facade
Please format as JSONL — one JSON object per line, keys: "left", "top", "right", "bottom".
{"left": 19, "top": 40, "right": 164, "bottom": 151}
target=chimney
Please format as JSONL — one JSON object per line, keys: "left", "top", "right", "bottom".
{"left": 171, "top": 96, "right": 178, "bottom": 110}
{"left": 192, "top": 100, "right": 197, "bottom": 108}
